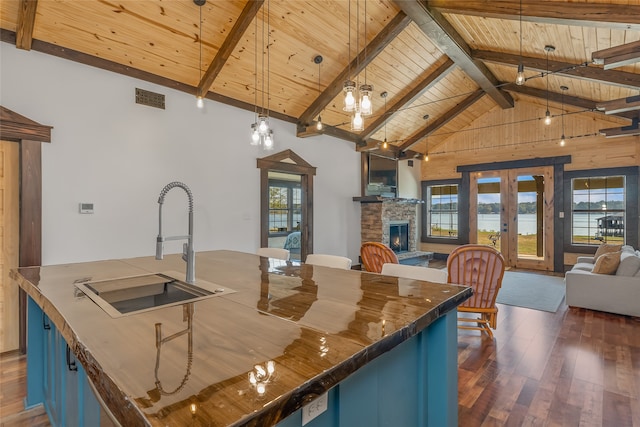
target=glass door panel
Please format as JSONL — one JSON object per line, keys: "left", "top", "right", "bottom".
{"left": 267, "top": 172, "right": 302, "bottom": 261}
{"left": 476, "top": 176, "right": 502, "bottom": 251}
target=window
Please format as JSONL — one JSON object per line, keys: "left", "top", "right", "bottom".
{"left": 571, "top": 176, "right": 625, "bottom": 245}
{"left": 268, "top": 176, "right": 301, "bottom": 236}
{"left": 426, "top": 184, "right": 458, "bottom": 238}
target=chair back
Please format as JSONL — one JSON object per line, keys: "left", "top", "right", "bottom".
{"left": 381, "top": 263, "right": 447, "bottom": 283}
{"left": 257, "top": 247, "right": 290, "bottom": 261}
{"left": 447, "top": 244, "right": 505, "bottom": 309}
{"left": 360, "top": 242, "right": 398, "bottom": 273}
{"left": 305, "top": 254, "right": 352, "bottom": 270}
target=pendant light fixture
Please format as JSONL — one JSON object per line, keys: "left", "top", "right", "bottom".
{"left": 249, "top": 0, "right": 274, "bottom": 149}
{"left": 544, "top": 45, "right": 555, "bottom": 126}
{"left": 314, "top": 55, "right": 323, "bottom": 131}
{"left": 515, "top": 0, "right": 525, "bottom": 85}
{"left": 195, "top": 0, "right": 206, "bottom": 108}
{"left": 381, "top": 91, "right": 388, "bottom": 149}
{"left": 560, "top": 85, "right": 568, "bottom": 146}
{"left": 350, "top": 0, "right": 363, "bottom": 131}
{"left": 343, "top": 0, "right": 356, "bottom": 112}
{"left": 359, "top": 0, "right": 373, "bottom": 116}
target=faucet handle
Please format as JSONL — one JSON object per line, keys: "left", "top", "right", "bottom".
{"left": 156, "top": 238, "right": 164, "bottom": 260}
{"left": 182, "top": 242, "right": 188, "bottom": 262}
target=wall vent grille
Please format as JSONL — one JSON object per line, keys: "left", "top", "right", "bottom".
{"left": 135, "top": 88, "right": 165, "bottom": 109}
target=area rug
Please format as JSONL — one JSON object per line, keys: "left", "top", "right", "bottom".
{"left": 495, "top": 271, "right": 566, "bottom": 312}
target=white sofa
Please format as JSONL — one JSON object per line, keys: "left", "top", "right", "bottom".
{"left": 565, "top": 245, "right": 640, "bottom": 317}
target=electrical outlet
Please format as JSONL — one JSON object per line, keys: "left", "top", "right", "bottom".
{"left": 301, "top": 392, "right": 328, "bottom": 425}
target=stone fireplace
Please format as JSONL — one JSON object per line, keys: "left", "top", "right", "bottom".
{"left": 357, "top": 198, "right": 421, "bottom": 253}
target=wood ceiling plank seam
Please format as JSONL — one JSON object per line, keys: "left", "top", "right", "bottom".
{"left": 394, "top": 0, "right": 514, "bottom": 109}
{"left": 361, "top": 58, "right": 456, "bottom": 139}
{"left": 391, "top": 33, "right": 440, "bottom": 71}
{"left": 297, "top": 10, "right": 411, "bottom": 126}
{"left": 16, "top": 0, "right": 37, "bottom": 50}
{"left": 397, "top": 89, "right": 485, "bottom": 152}
{"left": 197, "top": 0, "right": 264, "bottom": 98}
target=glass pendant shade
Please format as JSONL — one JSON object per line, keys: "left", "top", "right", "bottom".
{"left": 196, "top": 96, "right": 204, "bottom": 109}
{"left": 544, "top": 110, "right": 551, "bottom": 125}
{"left": 515, "top": 63, "right": 525, "bottom": 85}
{"left": 316, "top": 116, "right": 323, "bottom": 131}
{"left": 382, "top": 140, "right": 388, "bottom": 149}
{"left": 343, "top": 80, "right": 356, "bottom": 112}
{"left": 359, "top": 84, "right": 373, "bottom": 115}
{"left": 351, "top": 110, "right": 364, "bottom": 131}
{"left": 263, "top": 130, "right": 274, "bottom": 150}
{"left": 250, "top": 123, "right": 260, "bottom": 145}
{"left": 258, "top": 115, "right": 269, "bottom": 134}
{"left": 560, "top": 135, "right": 565, "bottom": 146}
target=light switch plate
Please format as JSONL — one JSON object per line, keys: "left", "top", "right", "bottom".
{"left": 301, "top": 392, "right": 328, "bottom": 425}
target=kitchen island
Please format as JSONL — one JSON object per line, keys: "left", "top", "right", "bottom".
{"left": 11, "top": 250, "right": 471, "bottom": 426}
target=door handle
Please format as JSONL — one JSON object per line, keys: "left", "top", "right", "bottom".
{"left": 66, "top": 344, "right": 78, "bottom": 372}
{"left": 43, "top": 313, "right": 51, "bottom": 330}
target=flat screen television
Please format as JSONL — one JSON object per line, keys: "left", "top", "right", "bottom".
{"left": 367, "top": 153, "right": 397, "bottom": 197}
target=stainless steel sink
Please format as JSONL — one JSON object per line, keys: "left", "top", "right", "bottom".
{"left": 75, "top": 273, "right": 233, "bottom": 318}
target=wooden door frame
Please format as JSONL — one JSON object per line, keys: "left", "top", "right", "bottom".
{"left": 469, "top": 167, "right": 554, "bottom": 271}
{"left": 1, "top": 106, "right": 51, "bottom": 353}
{"left": 257, "top": 150, "right": 316, "bottom": 261}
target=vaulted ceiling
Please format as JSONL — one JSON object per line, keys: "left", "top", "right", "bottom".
{"left": 2, "top": 0, "right": 639, "bottom": 156}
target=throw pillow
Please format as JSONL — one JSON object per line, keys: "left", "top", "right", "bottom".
{"left": 594, "top": 243, "right": 622, "bottom": 260}
{"left": 592, "top": 251, "right": 621, "bottom": 275}
{"left": 616, "top": 253, "right": 640, "bottom": 277}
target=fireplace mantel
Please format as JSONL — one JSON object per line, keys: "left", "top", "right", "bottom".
{"left": 353, "top": 196, "right": 423, "bottom": 204}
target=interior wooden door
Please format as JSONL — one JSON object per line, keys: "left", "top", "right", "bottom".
{"left": 470, "top": 167, "right": 554, "bottom": 271}
{"left": 1, "top": 140, "right": 20, "bottom": 352}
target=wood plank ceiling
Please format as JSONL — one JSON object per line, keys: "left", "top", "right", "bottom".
{"left": 1, "top": 0, "right": 639, "bottom": 156}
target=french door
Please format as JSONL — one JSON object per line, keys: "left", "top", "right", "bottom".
{"left": 470, "top": 167, "right": 554, "bottom": 270}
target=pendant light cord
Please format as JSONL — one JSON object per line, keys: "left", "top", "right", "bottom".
{"left": 266, "top": 0, "right": 271, "bottom": 117}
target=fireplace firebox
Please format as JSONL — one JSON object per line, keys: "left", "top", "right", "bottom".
{"left": 389, "top": 222, "right": 409, "bottom": 253}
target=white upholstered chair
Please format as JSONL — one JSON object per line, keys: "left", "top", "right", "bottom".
{"left": 305, "top": 254, "right": 352, "bottom": 270}
{"left": 256, "top": 247, "right": 290, "bottom": 261}
{"left": 381, "top": 263, "right": 448, "bottom": 283}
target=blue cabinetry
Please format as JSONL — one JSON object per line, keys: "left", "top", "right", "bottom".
{"left": 26, "top": 297, "right": 104, "bottom": 427}
{"left": 275, "top": 310, "right": 459, "bottom": 427}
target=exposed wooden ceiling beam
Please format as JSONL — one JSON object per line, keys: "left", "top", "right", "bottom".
{"left": 297, "top": 11, "right": 412, "bottom": 127}
{"left": 197, "top": 0, "right": 263, "bottom": 98}
{"left": 473, "top": 49, "right": 640, "bottom": 91}
{"left": 597, "top": 95, "right": 640, "bottom": 115}
{"left": 599, "top": 117, "right": 640, "bottom": 138}
{"left": 296, "top": 123, "right": 364, "bottom": 145}
{"left": 397, "top": 90, "right": 485, "bottom": 152}
{"left": 503, "top": 83, "right": 637, "bottom": 121}
{"left": 16, "top": 0, "right": 38, "bottom": 50}
{"left": 360, "top": 57, "right": 456, "bottom": 141}
{"left": 394, "top": 0, "right": 513, "bottom": 109}
{"left": 592, "top": 41, "right": 640, "bottom": 70}
{"left": 428, "top": 0, "right": 640, "bottom": 30}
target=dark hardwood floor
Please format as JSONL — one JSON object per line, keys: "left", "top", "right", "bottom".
{"left": 458, "top": 302, "right": 640, "bottom": 426}
{"left": 2, "top": 282, "right": 639, "bottom": 426}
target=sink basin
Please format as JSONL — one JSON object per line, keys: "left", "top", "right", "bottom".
{"left": 76, "top": 272, "right": 233, "bottom": 318}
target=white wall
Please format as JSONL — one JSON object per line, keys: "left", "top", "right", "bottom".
{"left": 398, "top": 159, "right": 422, "bottom": 199}
{"left": 0, "top": 44, "right": 362, "bottom": 265}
